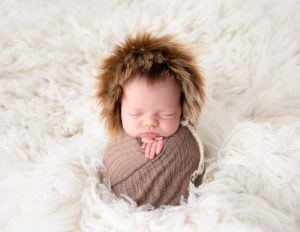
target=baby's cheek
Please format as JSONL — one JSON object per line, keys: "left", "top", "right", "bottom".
{"left": 123, "top": 118, "right": 140, "bottom": 137}
{"left": 161, "top": 119, "right": 180, "bottom": 137}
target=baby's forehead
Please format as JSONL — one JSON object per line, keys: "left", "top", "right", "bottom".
{"left": 121, "top": 74, "right": 182, "bottom": 108}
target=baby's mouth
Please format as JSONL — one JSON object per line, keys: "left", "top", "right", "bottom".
{"left": 140, "top": 132, "right": 159, "bottom": 137}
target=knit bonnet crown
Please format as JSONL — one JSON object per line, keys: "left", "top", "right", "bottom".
{"left": 96, "top": 32, "right": 205, "bottom": 138}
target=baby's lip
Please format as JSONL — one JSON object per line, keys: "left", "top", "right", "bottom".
{"left": 141, "top": 132, "right": 159, "bottom": 137}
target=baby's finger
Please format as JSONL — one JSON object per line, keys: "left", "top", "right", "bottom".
{"left": 156, "top": 139, "right": 164, "bottom": 154}
{"left": 155, "top": 136, "right": 163, "bottom": 141}
{"left": 145, "top": 143, "right": 152, "bottom": 158}
{"left": 150, "top": 142, "right": 157, "bottom": 159}
{"left": 142, "top": 143, "right": 146, "bottom": 149}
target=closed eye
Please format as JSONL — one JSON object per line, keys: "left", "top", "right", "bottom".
{"left": 128, "top": 112, "right": 142, "bottom": 117}
{"left": 159, "top": 113, "right": 177, "bottom": 118}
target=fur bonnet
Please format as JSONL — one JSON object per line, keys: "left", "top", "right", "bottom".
{"left": 96, "top": 32, "right": 205, "bottom": 138}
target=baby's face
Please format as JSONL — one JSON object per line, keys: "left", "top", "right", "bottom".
{"left": 121, "top": 74, "right": 182, "bottom": 139}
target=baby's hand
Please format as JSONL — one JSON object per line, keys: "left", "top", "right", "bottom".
{"left": 141, "top": 136, "right": 164, "bottom": 160}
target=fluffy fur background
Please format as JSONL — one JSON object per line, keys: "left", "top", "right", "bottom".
{"left": 0, "top": 0, "right": 300, "bottom": 231}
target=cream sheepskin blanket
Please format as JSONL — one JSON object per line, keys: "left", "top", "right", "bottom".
{"left": 1, "top": 0, "right": 300, "bottom": 231}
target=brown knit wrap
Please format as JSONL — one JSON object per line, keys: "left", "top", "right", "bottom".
{"left": 102, "top": 126, "right": 200, "bottom": 208}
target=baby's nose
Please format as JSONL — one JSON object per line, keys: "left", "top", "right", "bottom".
{"left": 142, "top": 117, "right": 158, "bottom": 128}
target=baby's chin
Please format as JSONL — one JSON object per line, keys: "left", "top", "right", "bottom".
{"left": 124, "top": 127, "right": 180, "bottom": 138}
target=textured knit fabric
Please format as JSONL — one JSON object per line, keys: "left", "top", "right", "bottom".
{"left": 102, "top": 126, "right": 200, "bottom": 208}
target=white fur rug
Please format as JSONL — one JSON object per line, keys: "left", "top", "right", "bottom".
{"left": 1, "top": 0, "right": 300, "bottom": 231}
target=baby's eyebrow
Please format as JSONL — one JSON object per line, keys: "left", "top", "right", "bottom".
{"left": 127, "top": 107, "right": 144, "bottom": 113}
{"left": 158, "top": 106, "right": 179, "bottom": 111}
{"left": 128, "top": 106, "right": 143, "bottom": 110}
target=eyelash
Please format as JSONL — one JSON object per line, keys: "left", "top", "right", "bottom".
{"left": 159, "top": 113, "right": 176, "bottom": 118}
{"left": 128, "top": 112, "right": 176, "bottom": 118}
{"left": 128, "top": 112, "right": 142, "bottom": 117}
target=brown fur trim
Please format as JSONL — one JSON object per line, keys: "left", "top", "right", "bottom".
{"left": 96, "top": 32, "right": 205, "bottom": 138}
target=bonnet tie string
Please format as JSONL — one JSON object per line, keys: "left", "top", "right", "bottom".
{"left": 180, "top": 120, "right": 205, "bottom": 185}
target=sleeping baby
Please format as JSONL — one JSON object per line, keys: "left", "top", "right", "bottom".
{"left": 96, "top": 32, "right": 205, "bottom": 208}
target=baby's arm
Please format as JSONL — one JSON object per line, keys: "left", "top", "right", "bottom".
{"left": 141, "top": 137, "right": 164, "bottom": 159}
